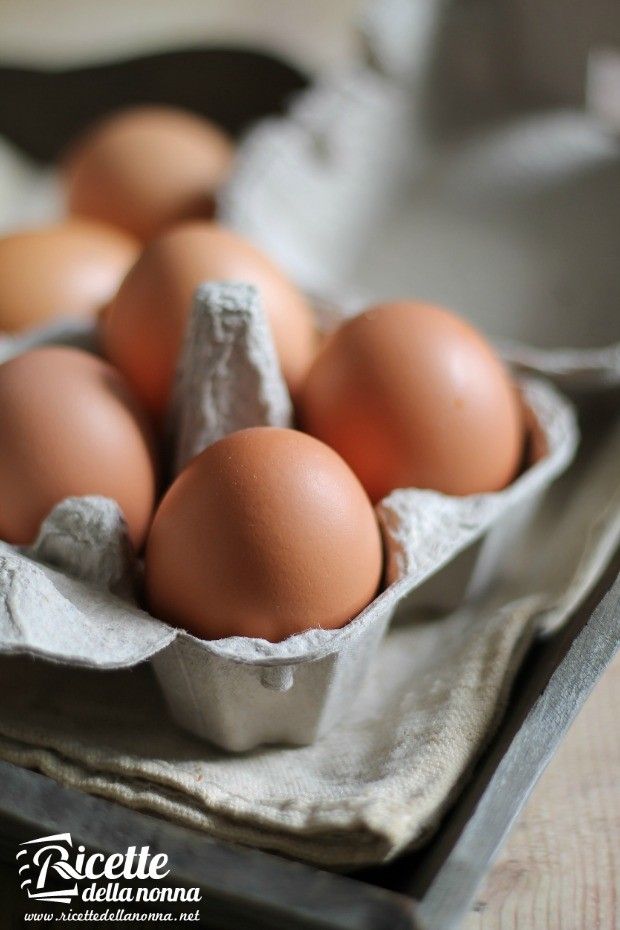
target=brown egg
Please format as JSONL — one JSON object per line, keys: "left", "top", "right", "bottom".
{"left": 63, "top": 105, "right": 234, "bottom": 241}
{"left": 0, "top": 347, "right": 157, "bottom": 548}
{"left": 101, "top": 222, "right": 318, "bottom": 420}
{"left": 0, "top": 220, "right": 139, "bottom": 333}
{"left": 299, "top": 301, "right": 524, "bottom": 501}
{"left": 145, "top": 427, "right": 383, "bottom": 642}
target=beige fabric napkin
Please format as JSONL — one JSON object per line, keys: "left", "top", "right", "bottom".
{"left": 0, "top": 418, "right": 618, "bottom": 869}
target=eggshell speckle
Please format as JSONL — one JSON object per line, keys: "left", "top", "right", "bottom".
{"left": 145, "top": 427, "right": 383, "bottom": 642}
{"left": 64, "top": 105, "right": 234, "bottom": 240}
{"left": 300, "top": 300, "right": 524, "bottom": 501}
{"left": 0, "top": 347, "right": 157, "bottom": 548}
{"left": 101, "top": 222, "right": 318, "bottom": 420}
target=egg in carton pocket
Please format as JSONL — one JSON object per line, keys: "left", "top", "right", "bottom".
{"left": 0, "top": 282, "right": 577, "bottom": 751}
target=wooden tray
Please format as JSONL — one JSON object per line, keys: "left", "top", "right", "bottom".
{"left": 0, "top": 46, "right": 619, "bottom": 930}
{"left": 0, "top": 560, "right": 617, "bottom": 928}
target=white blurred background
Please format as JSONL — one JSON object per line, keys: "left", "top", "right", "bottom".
{"left": 0, "top": 0, "right": 362, "bottom": 73}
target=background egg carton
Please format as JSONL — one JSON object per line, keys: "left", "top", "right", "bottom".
{"left": 0, "top": 281, "right": 578, "bottom": 751}
{"left": 221, "top": 0, "right": 620, "bottom": 394}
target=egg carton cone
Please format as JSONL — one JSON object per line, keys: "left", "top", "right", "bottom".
{"left": 0, "top": 282, "right": 578, "bottom": 750}
{"left": 221, "top": 0, "right": 620, "bottom": 393}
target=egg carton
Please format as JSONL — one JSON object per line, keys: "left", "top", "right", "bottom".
{"left": 0, "top": 282, "right": 577, "bottom": 751}
{"left": 221, "top": 0, "right": 620, "bottom": 394}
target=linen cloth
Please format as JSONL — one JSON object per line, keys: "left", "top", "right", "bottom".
{"left": 0, "top": 1, "right": 618, "bottom": 863}
{"left": 0, "top": 419, "right": 618, "bottom": 868}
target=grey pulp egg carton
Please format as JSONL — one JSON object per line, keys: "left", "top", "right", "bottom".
{"left": 221, "top": 0, "right": 620, "bottom": 395}
{"left": 0, "top": 281, "right": 577, "bottom": 751}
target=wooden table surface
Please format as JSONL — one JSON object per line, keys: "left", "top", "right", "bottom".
{"left": 463, "top": 646, "right": 620, "bottom": 930}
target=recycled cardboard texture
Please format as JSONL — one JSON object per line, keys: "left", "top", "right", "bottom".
{"left": 223, "top": 1, "right": 620, "bottom": 391}
{"left": 0, "top": 361, "right": 614, "bottom": 866}
{"left": 0, "top": 0, "right": 618, "bottom": 866}
{"left": 0, "top": 280, "right": 577, "bottom": 750}
{"left": 169, "top": 281, "right": 293, "bottom": 475}
{"left": 1, "top": 411, "right": 619, "bottom": 867}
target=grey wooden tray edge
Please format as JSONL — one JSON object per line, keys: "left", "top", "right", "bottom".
{"left": 0, "top": 758, "right": 420, "bottom": 930}
{"left": 414, "top": 566, "right": 620, "bottom": 930}
{"left": 0, "top": 562, "right": 617, "bottom": 929}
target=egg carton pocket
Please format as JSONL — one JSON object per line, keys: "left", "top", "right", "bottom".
{"left": 0, "top": 283, "right": 578, "bottom": 750}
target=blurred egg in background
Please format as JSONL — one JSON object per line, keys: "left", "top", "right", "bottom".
{"left": 101, "top": 222, "right": 318, "bottom": 420}
{"left": 63, "top": 105, "right": 235, "bottom": 241}
{"left": 0, "top": 219, "right": 139, "bottom": 332}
